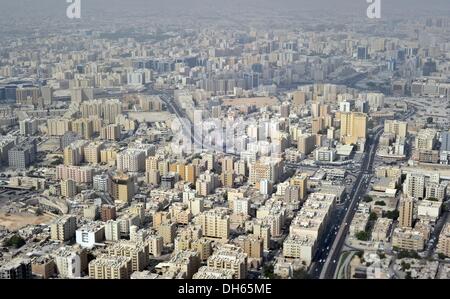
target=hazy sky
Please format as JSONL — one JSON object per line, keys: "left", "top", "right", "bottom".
{"left": 0, "top": 0, "right": 449, "bottom": 23}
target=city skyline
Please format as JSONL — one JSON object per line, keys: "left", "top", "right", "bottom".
{"left": 0, "top": 0, "right": 449, "bottom": 286}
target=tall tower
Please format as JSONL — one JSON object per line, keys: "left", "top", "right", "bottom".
{"left": 399, "top": 197, "right": 414, "bottom": 228}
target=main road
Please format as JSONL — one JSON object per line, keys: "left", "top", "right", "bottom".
{"left": 317, "top": 126, "right": 383, "bottom": 279}
{"left": 318, "top": 108, "right": 416, "bottom": 279}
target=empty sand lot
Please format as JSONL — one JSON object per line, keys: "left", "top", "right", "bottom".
{"left": 0, "top": 212, "right": 54, "bottom": 231}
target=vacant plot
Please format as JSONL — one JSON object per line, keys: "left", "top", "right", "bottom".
{"left": 0, "top": 212, "right": 54, "bottom": 231}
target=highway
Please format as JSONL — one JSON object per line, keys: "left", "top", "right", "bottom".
{"left": 145, "top": 89, "right": 205, "bottom": 153}
{"left": 318, "top": 108, "right": 416, "bottom": 279}
{"left": 316, "top": 126, "right": 383, "bottom": 279}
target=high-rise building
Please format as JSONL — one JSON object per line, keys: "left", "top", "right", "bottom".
{"left": 53, "top": 246, "right": 86, "bottom": 278}
{"left": 297, "top": 134, "right": 316, "bottom": 155}
{"left": 116, "top": 149, "right": 146, "bottom": 172}
{"left": 107, "top": 240, "right": 149, "bottom": 272}
{"left": 185, "top": 164, "right": 197, "bottom": 185}
{"left": 8, "top": 140, "right": 37, "bottom": 169}
{"left": 248, "top": 158, "right": 282, "bottom": 186}
{"left": 63, "top": 140, "right": 87, "bottom": 166}
{"left": 100, "top": 124, "right": 121, "bottom": 141}
{"left": 72, "top": 118, "right": 94, "bottom": 139}
{"left": 0, "top": 138, "right": 15, "bottom": 165}
{"left": 206, "top": 244, "right": 247, "bottom": 279}
{"left": 111, "top": 173, "right": 135, "bottom": 203}
{"left": 60, "top": 131, "right": 80, "bottom": 150}
{"left": 88, "top": 255, "right": 132, "bottom": 279}
{"left": 105, "top": 220, "right": 120, "bottom": 241}
{"left": 384, "top": 120, "right": 408, "bottom": 138}
{"left": 158, "top": 222, "right": 176, "bottom": 245}
{"left": 0, "top": 259, "right": 32, "bottom": 279}
{"left": 47, "top": 119, "right": 72, "bottom": 136}
{"left": 75, "top": 223, "right": 105, "bottom": 248}
{"left": 426, "top": 183, "right": 447, "bottom": 201}
{"left": 415, "top": 129, "right": 437, "bottom": 151}
{"left": 41, "top": 86, "right": 53, "bottom": 106}
{"left": 399, "top": 198, "right": 414, "bottom": 228}
{"left": 357, "top": 46, "right": 369, "bottom": 60}
{"left": 61, "top": 179, "right": 77, "bottom": 197}
{"left": 94, "top": 174, "right": 112, "bottom": 193}
{"left": 340, "top": 112, "right": 367, "bottom": 145}
{"left": 437, "top": 223, "right": 450, "bottom": 258}
{"left": 16, "top": 86, "right": 40, "bottom": 105}
{"left": 234, "top": 234, "right": 263, "bottom": 260}
{"left": 290, "top": 173, "right": 308, "bottom": 201}
{"left": 51, "top": 215, "right": 77, "bottom": 241}
{"left": 31, "top": 256, "right": 56, "bottom": 279}
{"left": 84, "top": 142, "right": 103, "bottom": 164}
{"left": 441, "top": 131, "right": 450, "bottom": 152}
{"left": 147, "top": 235, "right": 163, "bottom": 257}
{"left": 292, "top": 91, "right": 306, "bottom": 107}
{"left": 101, "top": 205, "right": 117, "bottom": 222}
{"left": 196, "top": 208, "right": 230, "bottom": 241}
{"left": 80, "top": 99, "right": 122, "bottom": 125}
{"left": 19, "top": 118, "right": 38, "bottom": 136}
{"left": 56, "top": 165, "right": 93, "bottom": 184}
{"left": 403, "top": 173, "right": 425, "bottom": 199}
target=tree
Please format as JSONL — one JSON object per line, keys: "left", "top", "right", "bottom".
{"left": 292, "top": 269, "right": 312, "bottom": 279}
{"left": 438, "top": 253, "right": 447, "bottom": 260}
{"left": 263, "top": 264, "right": 275, "bottom": 279}
{"left": 223, "top": 192, "right": 228, "bottom": 201}
{"left": 401, "top": 261, "right": 411, "bottom": 271}
{"left": 369, "top": 212, "right": 378, "bottom": 222}
{"left": 374, "top": 201, "right": 386, "bottom": 206}
{"left": 398, "top": 250, "right": 420, "bottom": 259}
{"left": 355, "top": 231, "right": 370, "bottom": 241}
{"left": 384, "top": 210, "right": 399, "bottom": 220}
{"left": 363, "top": 196, "right": 373, "bottom": 203}
{"left": 426, "top": 197, "right": 438, "bottom": 202}
{"left": 35, "top": 208, "right": 44, "bottom": 216}
{"left": 4, "top": 235, "right": 26, "bottom": 249}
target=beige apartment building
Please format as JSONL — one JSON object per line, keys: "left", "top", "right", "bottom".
{"left": 340, "top": 112, "right": 367, "bottom": 145}
{"left": 84, "top": 141, "right": 103, "bottom": 164}
{"left": 206, "top": 244, "right": 247, "bottom": 279}
{"left": 392, "top": 227, "right": 425, "bottom": 251}
{"left": 107, "top": 240, "right": 149, "bottom": 272}
{"left": 51, "top": 215, "right": 77, "bottom": 241}
{"left": 88, "top": 255, "right": 132, "bottom": 279}
{"left": 111, "top": 173, "right": 134, "bottom": 203}
{"left": 437, "top": 223, "right": 450, "bottom": 257}
{"left": 196, "top": 208, "right": 230, "bottom": 241}
{"left": 399, "top": 197, "right": 414, "bottom": 228}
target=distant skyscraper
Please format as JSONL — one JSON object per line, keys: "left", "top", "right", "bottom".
{"left": 357, "top": 46, "right": 369, "bottom": 60}
{"left": 441, "top": 132, "right": 450, "bottom": 152}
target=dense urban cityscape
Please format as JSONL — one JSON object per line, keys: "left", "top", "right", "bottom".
{"left": 0, "top": 0, "right": 450, "bottom": 281}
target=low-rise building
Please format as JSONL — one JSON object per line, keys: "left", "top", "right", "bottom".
{"left": 392, "top": 227, "right": 425, "bottom": 251}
